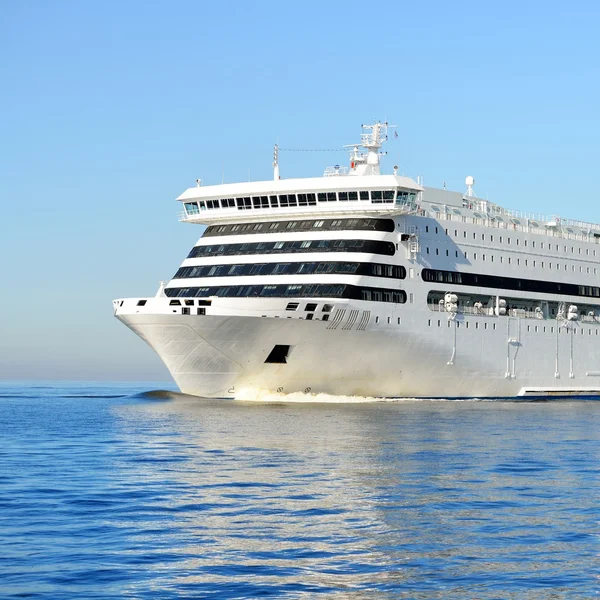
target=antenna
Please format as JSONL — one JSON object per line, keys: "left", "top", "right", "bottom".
{"left": 273, "top": 143, "right": 280, "bottom": 180}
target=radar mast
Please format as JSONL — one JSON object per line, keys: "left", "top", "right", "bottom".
{"left": 347, "top": 121, "right": 394, "bottom": 176}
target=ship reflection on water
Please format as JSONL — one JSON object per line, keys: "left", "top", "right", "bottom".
{"left": 110, "top": 394, "right": 600, "bottom": 597}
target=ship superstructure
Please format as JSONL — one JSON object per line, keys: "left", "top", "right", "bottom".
{"left": 114, "top": 123, "right": 600, "bottom": 399}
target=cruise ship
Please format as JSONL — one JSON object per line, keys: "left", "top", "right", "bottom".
{"left": 114, "top": 122, "right": 600, "bottom": 399}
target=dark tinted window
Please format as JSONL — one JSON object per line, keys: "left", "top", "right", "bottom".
{"left": 203, "top": 218, "right": 394, "bottom": 237}
{"left": 174, "top": 261, "right": 405, "bottom": 280}
{"left": 165, "top": 284, "right": 406, "bottom": 303}
{"left": 187, "top": 239, "right": 395, "bottom": 259}
{"left": 422, "top": 268, "right": 600, "bottom": 299}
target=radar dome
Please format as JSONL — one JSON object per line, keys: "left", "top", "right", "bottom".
{"left": 465, "top": 176, "right": 475, "bottom": 186}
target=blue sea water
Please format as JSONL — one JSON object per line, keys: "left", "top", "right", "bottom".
{"left": 1, "top": 382, "right": 599, "bottom": 599}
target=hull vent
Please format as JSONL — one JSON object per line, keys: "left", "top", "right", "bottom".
{"left": 356, "top": 311, "right": 371, "bottom": 330}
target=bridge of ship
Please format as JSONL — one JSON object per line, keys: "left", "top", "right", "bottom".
{"left": 176, "top": 175, "right": 423, "bottom": 224}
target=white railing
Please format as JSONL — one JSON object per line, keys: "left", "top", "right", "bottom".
{"left": 323, "top": 166, "right": 350, "bottom": 176}
{"left": 461, "top": 201, "right": 600, "bottom": 234}
{"left": 431, "top": 210, "right": 600, "bottom": 244}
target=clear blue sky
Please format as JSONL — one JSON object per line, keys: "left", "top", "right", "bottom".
{"left": 1, "top": 0, "right": 599, "bottom": 380}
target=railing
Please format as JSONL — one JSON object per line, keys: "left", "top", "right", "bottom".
{"left": 453, "top": 200, "right": 600, "bottom": 235}
{"left": 429, "top": 303, "right": 494, "bottom": 317}
{"left": 429, "top": 210, "right": 600, "bottom": 244}
{"left": 323, "top": 166, "right": 350, "bottom": 176}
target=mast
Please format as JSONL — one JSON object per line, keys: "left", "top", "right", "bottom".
{"left": 347, "top": 121, "right": 393, "bottom": 176}
{"left": 273, "top": 143, "right": 280, "bottom": 180}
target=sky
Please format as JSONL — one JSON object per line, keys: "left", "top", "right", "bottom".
{"left": 1, "top": 0, "right": 599, "bottom": 381}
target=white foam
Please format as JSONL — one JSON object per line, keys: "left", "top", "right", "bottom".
{"left": 233, "top": 388, "right": 480, "bottom": 403}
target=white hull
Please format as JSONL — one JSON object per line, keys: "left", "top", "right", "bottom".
{"left": 117, "top": 305, "right": 600, "bottom": 399}
{"left": 113, "top": 123, "right": 600, "bottom": 400}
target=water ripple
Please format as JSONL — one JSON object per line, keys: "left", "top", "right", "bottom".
{"left": 1, "top": 383, "right": 600, "bottom": 598}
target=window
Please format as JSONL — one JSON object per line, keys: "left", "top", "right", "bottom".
{"left": 136, "top": 300, "right": 147, "bottom": 306}
{"left": 188, "top": 238, "right": 396, "bottom": 259}
{"left": 422, "top": 267, "right": 600, "bottom": 298}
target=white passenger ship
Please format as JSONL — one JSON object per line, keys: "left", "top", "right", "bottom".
{"left": 114, "top": 122, "right": 600, "bottom": 399}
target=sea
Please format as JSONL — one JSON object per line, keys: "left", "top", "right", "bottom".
{"left": 1, "top": 382, "right": 599, "bottom": 599}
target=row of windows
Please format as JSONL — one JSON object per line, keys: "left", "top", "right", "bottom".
{"left": 425, "top": 245, "right": 600, "bottom": 277}
{"left": 425, "top": 225, "right": 599, "bottom": 257}
{"left": 174, "top": 261, "right": 406, "bottom": 280}
{"left": 422, "top": 268, "right": 600, "bottom": 299}
{"left": 203, "top": 218, "right": 395, "bottom": 237}
{"left": 187, "top": 238, "right": 396, "bottom": 259}
{"left": 184, "top": 190, "right": 410, "bottom": 214}
{"left": 425, "top": 245, "right": 600, "bottom": 273}
{"left": 165, "top": 283, "right": 407, "bottom": 303}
